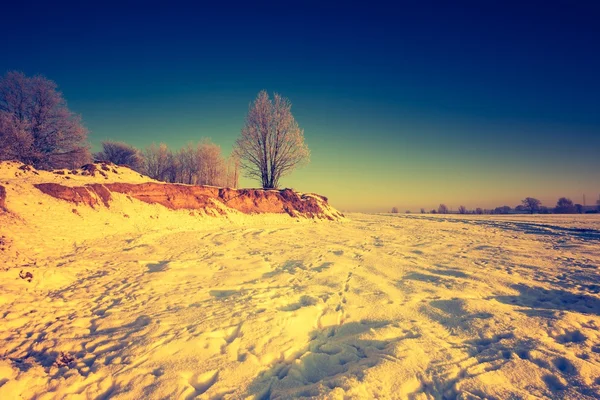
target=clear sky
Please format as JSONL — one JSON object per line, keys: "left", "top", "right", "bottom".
{"left": 2, "top": 2, "right": 599, "bottom": 212}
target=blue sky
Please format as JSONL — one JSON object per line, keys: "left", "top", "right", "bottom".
{"left": 2, "top": 1, "right": 599, "bottom": 211}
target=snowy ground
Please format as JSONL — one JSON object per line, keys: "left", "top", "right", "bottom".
{"left": 1, "top": 212, "right": 600, "bottom": 399}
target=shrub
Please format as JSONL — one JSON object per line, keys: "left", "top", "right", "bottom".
{"left": 94, "top": 141, "right": 144, "bottom": 171}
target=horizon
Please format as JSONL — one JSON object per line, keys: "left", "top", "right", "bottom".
{"left": 3, "top": 3, "right": 600, "bottom": 397}
{"left": 2, "top": 2, "right": 599, "bottom": 212}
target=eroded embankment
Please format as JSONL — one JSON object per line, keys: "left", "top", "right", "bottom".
{"left": 0, "top": 185, "right": 6, "bottom": 211}
{"left": 33, "top": 182, "right": 343, "bottom": 220}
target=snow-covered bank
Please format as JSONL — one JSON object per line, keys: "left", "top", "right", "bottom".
{"left": 0, "top": 161, "right": 343, "bottom": 221}
{"left": 0, "top": 161, "right": 343, "bottom": 268}
{"left": 1, "top": 210, "right": 599, "bottom": 399}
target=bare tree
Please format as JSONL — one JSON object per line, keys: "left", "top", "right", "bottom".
{"left": 458, "top": 205, "right": 467, "bottom": 214}
{"left": 234, "top": 91, "right": 309, "bottom": 189}
{"left": 145, "top": 140, "right": 232, "bottom": 187}
{"left": 555, "top": 197, "right": 576, "bottom": 214}
{"left": 494, "top": 205, "right": 511, "bottom": 214}
{"left": 0, "top": 71, "right": 90, "bottom": 169}
{"left": 224, "top": 154, "right": 240, "bottom": 188}
{"left": 175, "top": 143, "right": 199, "bottom": 184}
{"left": 438, "top": 204, "right": 449, "bottom": 214}
{"left": 521, "top": 197, "right": 541, "bottom": 214}
{"left": 198, "top": 140, "right": 224, "bottom": 186}
{"left": 143, "top": 143, "right": 175, "bottom": 182}
{"left": 475, "top": 208, "right": 483, "bottom": 215}
{"left": 420, "top": 208, "right": 425, "bottom": 214}
{"left": 0, "top": 111, "right": 32, "bottom": 161}
{"left": 94, "top": 140, "right": 143, "bottom": 170}
{"left": 391, "top": 207, "right": 399, "bottom": 214}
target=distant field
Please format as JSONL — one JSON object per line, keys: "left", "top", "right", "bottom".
{"left": 1, "top": 213, "right": 599, "bottom": 399}
{"left": 398, "top": 212, "right": 600, "bottom": 231}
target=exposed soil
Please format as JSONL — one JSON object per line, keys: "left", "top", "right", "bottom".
{"left": 0, "top": 185, "right": 6, "bottom": 211}
{"left": 34, "top": 182, "right": 343, "bottom": 220}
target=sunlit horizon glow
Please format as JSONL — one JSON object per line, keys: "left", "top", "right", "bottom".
{"left": 2, "top": 3, "right": 598, "bottom": 212}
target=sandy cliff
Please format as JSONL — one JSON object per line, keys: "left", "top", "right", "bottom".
{"left": 34, "top": 183, "right": 339, "bottom": 220}
{"left": 0, "top": 161, "right": 343, "bottom": 267}
{"left": 0, "top": 161, "right": 343, "bottom": 221}
{"left": 0, "top": 184, "right": 6, "bottom": 211}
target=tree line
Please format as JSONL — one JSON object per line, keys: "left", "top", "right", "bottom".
{"left": 392, "top": 197, "right": 600, "bottom": 215}
{"left": 0, "top": 72, "right": 309, "bottom": 189}
{"left": 94, "top": 140, "right": 240, "bottom": 187}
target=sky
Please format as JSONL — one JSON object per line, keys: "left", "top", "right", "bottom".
{"left": 1, "top": 1, "right": 599, "bottom": 212}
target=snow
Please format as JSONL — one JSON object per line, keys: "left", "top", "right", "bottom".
{"left": 1, "top": 163, "right": 600, "bottom": 398}
{"left": 0, "top": 160, "right": 157, "bottom": 186}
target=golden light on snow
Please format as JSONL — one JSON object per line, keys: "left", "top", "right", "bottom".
{"left": 0, "top": 161, "right": 599, "bottom": 398}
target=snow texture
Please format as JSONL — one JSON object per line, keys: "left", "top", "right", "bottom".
{"left": 1, "top": 162, "right": 600, "bottom": 399}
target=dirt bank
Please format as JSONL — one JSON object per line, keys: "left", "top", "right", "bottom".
{"left": 0, "top": 185, "right": 6, "bottom": 211}
{"left": 34, "top": 182, "right": 343, "bottom": 220}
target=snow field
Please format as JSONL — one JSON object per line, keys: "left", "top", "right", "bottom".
{"left": 1, "top": 212, "right": 599, "bottom": 398}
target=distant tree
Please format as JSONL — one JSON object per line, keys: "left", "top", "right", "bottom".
{"left": 494, "top": 205, "right": 511, "bottom": 214}
{"left": 198, "top": 140, "right": 224, "bottom": 186}
{"left": 438, "top": 204, "right": 449, "bottom": 214}
{"left": 575, "top": 204, "right": 583, "bottom": 214}
{"left": 144, "top": 141, "right": 236, "bottom": 187}
{"left": 555, "top": 197, "right": 576, "bottom": 214}
{"left": 224, "top": 154, "right": 240, "bottom": 188}
{"left": 405, "top": 210, "right": 411, "bottom": 214}
{"left": 475, "top": 208, "right": 483, "bottom": 215}
{"left": 514, "top": 205, "right": 526, "bottom": 213}
{"left": 430, "top": 209, "right": 437, "bottom": 214}
{"left": 175, "top": 142, "right": 199, "bottom": 185}
{"left": 597, "top": 199, "right": 600, "bottom": 211}
{"left": 94, "top": 140, "right": 143, "bottom": 170}
{"left": 0, "top": 71, "right": 90, "bottom": 169}
{"left": 420, "top": 208, "right": 425, "bottom": 214}
{"left": 521, "top": 197, "right": 541, "bottom": 214}
{"left": 458, "top": 205, "right": 467, "bottom": 214}
{"left": 391, "top": 206, "right": 399, "bottom": 214}
{"left": 143, "top": 143, "right": 175, "bottom": 182}
{"left": 234, "top": 90, "right": 309, "bottom": 189}
{"left": 173, "top": 140, "right": 224, "bottom": 186}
